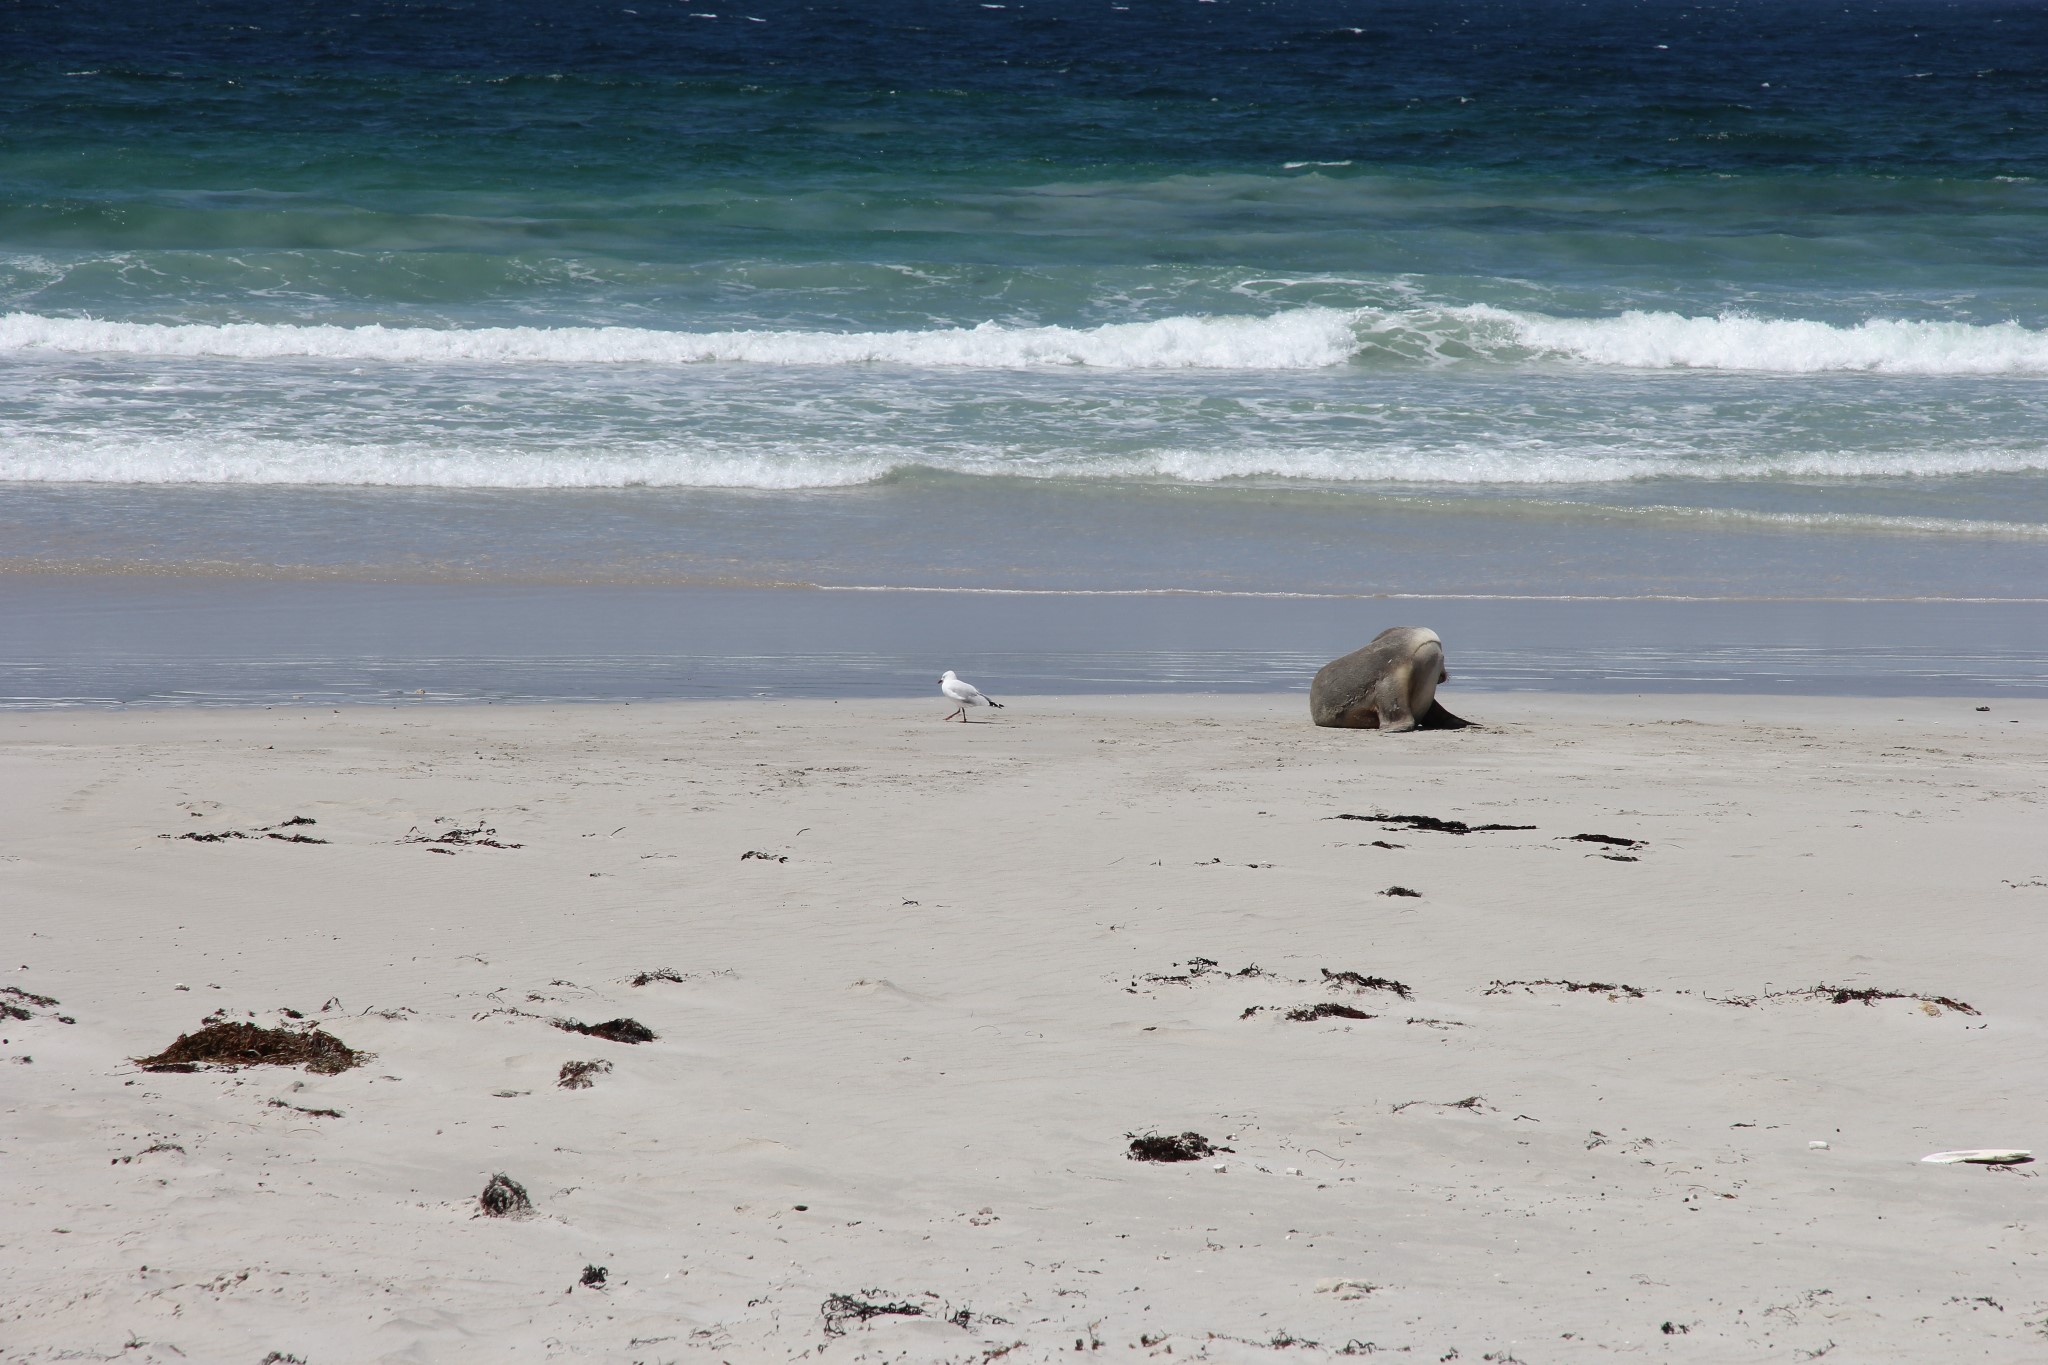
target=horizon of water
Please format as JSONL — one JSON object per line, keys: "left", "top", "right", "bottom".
{"left": 2, "top": 0, "right": 2046, "bottom": 700}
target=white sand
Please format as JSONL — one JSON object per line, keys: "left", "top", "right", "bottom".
{"left": 2, "top": 693, "right": 2045, "bottom": 1363}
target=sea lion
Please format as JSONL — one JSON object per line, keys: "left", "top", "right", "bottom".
{"left": 1309, "top": 626, "right": 1472, "bottom": 732}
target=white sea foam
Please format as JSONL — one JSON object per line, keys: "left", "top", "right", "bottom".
{"left": 5, "top": 304, "right": 2046, "bottom": 374}
{"left": 0, "top": 438, "right": 902, "bottom": 490}
{"left": 1477, "top": 307, "right": 2048, "bottom": 375}
{"left": 1344, "top": 305, "right": 2048, "bottom": 373}
{"left": 0, "top": 309, "right": 1360, "bottom": 370}
{"left": 6, "top": 435, "right": 2046, "bottom": 492}
{"left": 1098, "top": 444, "right": 2048, "bottom": 486}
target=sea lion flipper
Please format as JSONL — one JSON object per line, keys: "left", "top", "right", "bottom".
{"left": 1375, "top": 665, "right": 1419, "bottom": 733}
{"left": 1419, "top": 701, "right": 1474, "bottom": 730}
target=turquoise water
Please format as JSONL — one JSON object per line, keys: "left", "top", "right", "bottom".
{"left": 1, "top": 0, "right": 2045, "bottom": 701}
{"left": 4, "top": 0, "right": 2047, "bottom": 519}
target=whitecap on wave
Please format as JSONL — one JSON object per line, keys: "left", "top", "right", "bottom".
{"left": 4, "top": 304, "right": 2045, "bottom": 375}
{"left": 1483, "top": 307, "right": 2048, "bottom": 375}
{"left": 0, "top": 309, "right": 1360, "bottom": 370}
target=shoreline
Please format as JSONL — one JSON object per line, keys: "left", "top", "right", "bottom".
{"left": 7, "top": 689, "right": 2048, "bottom": 722}
{"left": 7, "top": 575, "right": 2048, "bottom": 708}
{"left": 4, "top": 692, "right": 2044, "bottom": 1362}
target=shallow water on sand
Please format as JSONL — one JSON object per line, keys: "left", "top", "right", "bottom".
{"left": 5, "top": 579, "right": 2044, "bottom": 708}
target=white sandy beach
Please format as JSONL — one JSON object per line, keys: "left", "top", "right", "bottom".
{"left": 2, "top": 692, "right": 2045, "bottom": 1363}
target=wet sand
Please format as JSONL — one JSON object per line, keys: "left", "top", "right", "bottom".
{"left": 7, "top": 574, "right": 2048, "bottom": 706}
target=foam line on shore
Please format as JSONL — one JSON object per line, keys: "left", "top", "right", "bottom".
{"left": 5, "top": 436, "right": 2047, "bottom": 490}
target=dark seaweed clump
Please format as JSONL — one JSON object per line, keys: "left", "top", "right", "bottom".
{"left": 1794, "top": 984, "right": 1978, "bottom": 1015}
{"left": 1126, "top": 1131, "right": 1232, "bottom": 1162}
{"left": 629, "top": 968, "right": 685, "bottom": 986}
{"left": 821, "top": 1293, "right": 925, "bottom": 1336}
{"left": 1132, "top": 958, "right": 1282, "bottom": 989}
{"left": 1564, "top": 833, "right": 1645, "bottom": 848}
{"left": 1380, "top": 886, "right": 1423, "bottom": 898}
{"left": 558, "top": 1059, "right": 613, "bottom": 1089}
{"left": 166, "top": 816, "right": 328, "bottom": 844}
{"left": 134, "top": 1021, "right": 365, "bottom": 1074}
{"left": 1142, "top": 956, "right": 1219, "bottom": 984}
{"left": 1330, "top": 813, "right": 1535, "bottom": 835}
{"left": 1322, "top": 969, "right": 1412, "bottom": 998}
{"left": 1486, "top": 979, "right": 1645, "bottom": 999}
{"left": 1286, "top": 1002, "right": 1375, "bottom": 1022}
{"left": 478, "top": 1173, "right": 533, "bottom": 1218}
{"left": 1, "top": 985, "right": 62, "bottom": 1022}
{"left": 401, "top": 825, "right": 522, "bottom": 849}
{"left": 553, "top": 1017, "right": 656, "bottom": 1044}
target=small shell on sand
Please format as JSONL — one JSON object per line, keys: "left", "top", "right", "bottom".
{"left": 1920, "top": 1149, "right": 2031, "bottom": 1165}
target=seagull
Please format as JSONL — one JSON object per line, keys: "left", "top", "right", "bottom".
{"left": 938, "top": 669, "right": 1004, "bottom": 722}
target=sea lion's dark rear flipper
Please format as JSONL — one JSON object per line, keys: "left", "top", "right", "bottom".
{"left": 1418, "top": 702, "right": 1474, "bottom": 730}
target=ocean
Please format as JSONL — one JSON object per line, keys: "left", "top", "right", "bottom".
{"left": 3, "top": 0, "right": 2046, "bottom": 704}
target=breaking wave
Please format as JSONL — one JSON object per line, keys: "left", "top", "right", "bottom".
{"left": 1486, "top": 308, "right": 2048, "bottom": 375}
{"left": 4, "top": 305, "right": 2048, "bottom": 373}
{"left": 0, "top": 309, "right": 1360, "bottom": 370}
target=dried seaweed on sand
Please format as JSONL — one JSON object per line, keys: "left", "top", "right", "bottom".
{"left": 478, "top": 1173, "right": 533, "bottom": 1218}
{"left": 1774, "top": 983, "right": 1978, "bottom": 1015}
{"left": 1563, "top": 833, "right": 1645, "bottom": 849}
{"left": 821, "top": 1293, "right": 925, "bottom": 1336}
{"left": 1322, "top": 969, "right": 1412, "bottom": 998}
{"left": 558, "top": 1059, "right": 613, "bottom": 1088}
{"left": 1, "top": 986, "right": 64, "bottom": 1022}
{"left": 552, "top": 1017, "right": 656, "bottom": 1043}
{"left": 135, "top": 1021, "right": 365, "bottom": 1074}
{"left": 400, "top": 825, "right": 522, "bottom": 850}
{"left": 1126, "top": 1131, "right": 1232, "bottom": 1162}
{"left": 1285, "top": 1002, "right": 1375, "bottom": 1022}
{"left": 1330, "top": 813, "right": 1535, "bottom": 835}
{"left": 1486, "top": 979, "right": 1645, "bottom": 999}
